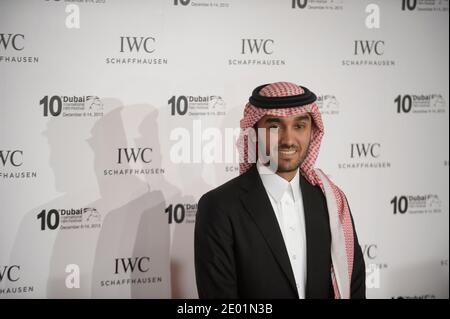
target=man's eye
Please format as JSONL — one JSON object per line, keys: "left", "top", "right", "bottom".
{"left": 295, "top": 124, "right": 305, "bottom": 129}
{"left": 268, "top": 125, "right": 279, "bottom": 129}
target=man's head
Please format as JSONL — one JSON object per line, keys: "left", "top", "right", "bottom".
{"left": 255, "top": 113, "right": 313, "bottom": 174}
{"left": 237, "top": 81, "right": 324, "bottom": 183}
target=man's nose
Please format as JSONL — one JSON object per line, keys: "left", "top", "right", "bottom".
{"left": 279, "top": 126, "right": 296, "bottom": 147}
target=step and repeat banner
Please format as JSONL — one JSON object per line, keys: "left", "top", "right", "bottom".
{"left": 0, "top": 0, "right": 448, "bottom": 299}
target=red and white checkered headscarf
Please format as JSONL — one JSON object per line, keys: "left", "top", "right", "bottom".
{"left": 236, "top": 82, "right": 355, "bottom": 299}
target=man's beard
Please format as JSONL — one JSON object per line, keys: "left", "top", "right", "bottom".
{"left": 277, "top": 158, "right": 302, "bottom": 173}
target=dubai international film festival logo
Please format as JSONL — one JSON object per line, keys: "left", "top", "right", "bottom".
{"left": 168, "top": 94, "right": 227, "bottom": 117}
{"left": 394, "top": 94, "right": 447, "bottom": 114}
{"left": 291, "top": 0, "right": 344, "bottom": 10}
{"left": 391, "top": 194, "right": 443, "bottom": 215}
{"left": 316, "top": 94, "right": 340, "bottom": 115}
{"left": 165, "top": 203, "right": 198, "bottom": 224}
{"left": 400, "top": 0, "right": 448, "bottom": 12}
{"left": 36, "top": 207, "right": 103, "bottom": 232}
{"left": 0, "top": 33, "right": 39, "bottom": 64}
{"left": 173, "top": 0, "right": 231, "bottom": 7}
{"left": 39, "top": 95, "right": 104, "bottom": 118}
{"left": 0, "top": 149, "right": 38, "bottom": 180}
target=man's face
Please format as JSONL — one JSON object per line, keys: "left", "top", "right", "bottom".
{"left": 255, "top": 113, "right": 313, "bottom": 173}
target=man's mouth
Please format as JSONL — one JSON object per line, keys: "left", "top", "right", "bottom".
{"left": 279, "top": 149, "right": 297, "bottom": 158}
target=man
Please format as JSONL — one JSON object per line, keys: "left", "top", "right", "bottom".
{"left": 194, "top": 82, "right": 365, "bottom": 299}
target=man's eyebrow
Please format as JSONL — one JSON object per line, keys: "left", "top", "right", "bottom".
{"left": 264, "top": 115, "right": 311, "bottom": 123}
{"left": 264, "top": 117, "right": 281, "bottom": 123}
{"left": 294, "top": 115, "right": 311, "bottom": 122}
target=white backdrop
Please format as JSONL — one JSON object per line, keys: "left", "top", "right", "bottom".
{"left": 0, "top": 0, "right": 448, "bottom": 299}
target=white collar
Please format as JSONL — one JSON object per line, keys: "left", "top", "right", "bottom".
{"left": 256, "top": 161, "right": 302, "bottom": 203}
